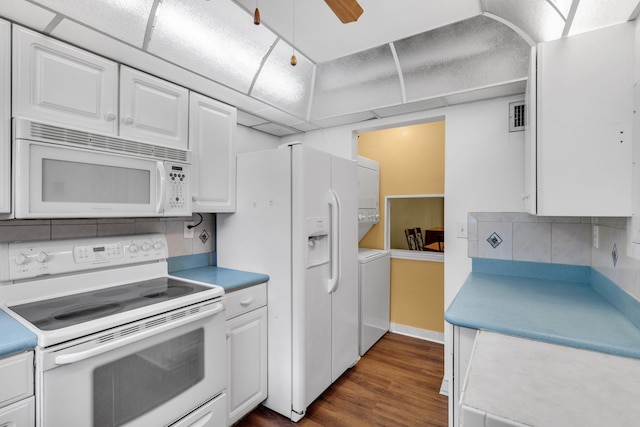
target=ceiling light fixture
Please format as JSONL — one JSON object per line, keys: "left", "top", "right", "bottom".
{"left": 291, "top": 0, "right": 297, "bottom": 66}
{"left": 254, "top": 0, "right": 260, "bottom": 25}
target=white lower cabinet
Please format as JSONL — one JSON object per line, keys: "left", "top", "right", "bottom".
{"left": 0, "top": 398, "right": 35, "bottom": 426}
{"left": 0, "top": 351, "right": 35, "bottom": 426}
{"left": 225, "top": 284, "right": 267, "bottom": 426}
{"left": 451, "top": 326, "right": 477, "bottom": 427}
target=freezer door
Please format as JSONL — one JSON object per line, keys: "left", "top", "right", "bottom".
{"left": 291, "top": 146, "right": 333, "bottom": 413}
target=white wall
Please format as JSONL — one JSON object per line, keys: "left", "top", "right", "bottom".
{"left": 236, "top": 124, "right": 281, "bottom": 154}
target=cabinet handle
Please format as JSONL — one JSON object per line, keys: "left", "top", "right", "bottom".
{"left": 192, "top": 194, "right": 200, "bottom": 202}
{"left": 240, "top": 298, "right": 253, "bottom": 306}
{"left": 124, "top": 117, "right": 134, "bottom": 125}
{"left": 105, "top": 113, "right": 116, "bottom": 121}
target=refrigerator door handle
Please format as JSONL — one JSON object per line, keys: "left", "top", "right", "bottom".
{"left": 328, "top": 189, "right": 341, "bottom": 293}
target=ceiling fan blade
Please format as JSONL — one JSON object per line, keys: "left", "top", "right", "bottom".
{"left": 324, "top": 0, "right": 364, "bottom": 24}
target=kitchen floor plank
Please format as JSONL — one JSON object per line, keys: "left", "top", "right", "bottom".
{"left": 234, "top": 332, "right": 447, "bottom": 427}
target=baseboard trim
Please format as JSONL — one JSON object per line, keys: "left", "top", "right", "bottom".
{"left": 390, "top": 323, "right": 445, "bottom": 344}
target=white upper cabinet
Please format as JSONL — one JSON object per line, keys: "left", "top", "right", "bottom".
{"left": 523, "top": 46, "right": 536, "bottom": 215}
{"left": 119, "top": 66, "right": 189, "bottom": 150}
{"left": 0, "top": 19, "right": 10, "bottom": 215}
{"left": 12, "top": 25, "right": 119, "bottom": 135}
{"left": 534, "top": 22, "right": 634, "bottom": 216}
{"left": 189, "top": 92, "right": 237, "bottom": 213}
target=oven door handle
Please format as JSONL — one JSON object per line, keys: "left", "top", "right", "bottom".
{"left": 54, "top": 302, "right": 224, "bottom": 366}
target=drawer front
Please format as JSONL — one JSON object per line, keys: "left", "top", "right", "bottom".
{"left": 170, "top": 394, "right": 226, "bottom": 427}
{"left": 0, "top": 351, "right": 33, "bottom": 407}
{"left": 0, "top": 396, "right": 35, "bottom": 426}
{"left": 225, "top": 283, "right": 267, "bottom": 320}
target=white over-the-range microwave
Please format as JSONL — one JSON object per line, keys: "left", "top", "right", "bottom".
{"left": 11, "top": 118, "right": 192, "bottom": 218}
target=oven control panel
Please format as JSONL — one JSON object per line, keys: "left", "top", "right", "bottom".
{"left": 5, "top": 234, "right": 168, "bottom": 280}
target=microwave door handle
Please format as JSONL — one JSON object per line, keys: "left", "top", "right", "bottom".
{"left": 156, "top": 162, "right": 166, "bottom": 214}
{"left": 54, "top": 302, "right": 224, "bottom": 366}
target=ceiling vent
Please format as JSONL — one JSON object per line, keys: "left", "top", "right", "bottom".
{"left": 509, "top": 101, "right": 525, "bottom": 132}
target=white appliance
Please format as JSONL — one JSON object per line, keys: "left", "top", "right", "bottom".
{"left": 0, "top": 234, "right": 226, "bottom": 427}
{"left": 357, "top": 156, "right": 380, "bottom": 241}
{"left": 358, "top": 248, "right": 390, "bottom": 355}
{"left": 216, "top": 144, "right": 358, "bottom": 422}
{"left": 12, "top": 118, "right": 191, "bottom": 218}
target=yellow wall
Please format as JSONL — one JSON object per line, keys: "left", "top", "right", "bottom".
{"left": 358, "top": 121, "right": 445, "bottom": 250}
{"left": 358, "top": 121, "right": 445, "bottom": 333}
{"left": 390, "top": 258, "right": 444, "bottom": 332}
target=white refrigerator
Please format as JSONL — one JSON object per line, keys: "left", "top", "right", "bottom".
{"left": 216, "top": 144, "right": 359, "bottom": 421}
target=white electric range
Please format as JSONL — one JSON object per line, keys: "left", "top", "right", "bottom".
{"left": 0, "top": 234, "right": 227, "bottom": 427}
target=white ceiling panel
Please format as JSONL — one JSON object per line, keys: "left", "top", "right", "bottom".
{"left": 396, "top": 16, "right": 530, "bottom": 103}
{"left": 237, "top": 110, "right": 269, "bottom": 127}
{"left": 251, "top": 38, "right": 314, "bottom": 118}
{"left": 252, "top": 122, "right": 302, "bottom": 136}
{"left": 0, "top": 1, "right": 57, "bottom": 32}
{"left": 312, "top": 44, "right": 403, "bottom": 120}
{"left": 443, "top": 80, "right": 527, "bottom": 106}
{"left": 484, "top": 0, "right": 565, "bottom": 42}
{"left": 569, "top": 0, "right": 639, "bottom": 35}
{"left": 234, "top": 0, "right": 482, "bottom": 63}
{"left": 311, "top": 111, "right": 378, "bottom": 129}
{"left": 372, "top": 98, "right": 448, "bottom": 118}
{"left": 29, "top": 0, "right": 153, "bottom": 47}
{"left": 148, "top": 0, "right": 278, "bottom": 93}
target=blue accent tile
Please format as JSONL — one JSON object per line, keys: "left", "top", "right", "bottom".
{"left": 167, "top": 253, "right": 211, "bottom": 273}
{"left": 487, "top": 232, "right": 503, "bottom": 248}
{"left": 472, "top": 258, "right": 591, "bottom": 283}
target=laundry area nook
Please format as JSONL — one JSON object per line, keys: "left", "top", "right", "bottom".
{"left": 1, "top": 1, "right": 640, "bottom": 426}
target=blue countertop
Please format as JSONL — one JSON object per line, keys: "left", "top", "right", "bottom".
{"left": 171, "top": 266, "right": 269, "bottom": 292}
{"left": 445, "top": 259, "right": 640, "bottom": 359}
{"left": 0, "top": 309, "right": 37, "bottom": 357}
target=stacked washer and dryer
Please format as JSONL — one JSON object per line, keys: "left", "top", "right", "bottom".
{"left": 357, "top": 156, "right": 390, "bottom": 356}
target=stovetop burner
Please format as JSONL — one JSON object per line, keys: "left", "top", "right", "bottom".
{"left": 10, "top": 277, "right": 213, "bottom": 331}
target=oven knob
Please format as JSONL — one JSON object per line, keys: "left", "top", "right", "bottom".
{"left": 129, "top": 244, "right": 139, "bottom": 253}
{"left": 36, "top": 251, "right": 48, "bottom": 263}
{"left": 141, "top": 243, "right": 150, "bottom": 252}
{"left": 153, "top": 242, "right": 163, "bottom": 250}
{"left": 14, "top": 253, "right": 27, "bottom": 265}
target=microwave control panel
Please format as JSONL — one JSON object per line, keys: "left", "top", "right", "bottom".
{"left": 165, "top": 163, "right": 190, "bottom": 216}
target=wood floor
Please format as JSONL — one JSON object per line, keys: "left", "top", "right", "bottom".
{"left": 235, "top": 333, "right": 448, "bottom": 427}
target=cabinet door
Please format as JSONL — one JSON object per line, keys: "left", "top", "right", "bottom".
{"left": 0, "top": 19, "right": 9, "bottom": 215}
{"left": 451, "top": 326, "right": 477, "bottom": 427}
{"left": 226, "top": 306, "right": 267, "bottom": 426}
{"left": 523, "top": 46, "right": 536, "bottom": 215}
{"left": 189, "top": 92, "right": 237, "bottom": 213}
{"left": 0, "top": 397, "right": 35, "bottom": 427}
{"left": 12, "top": 25, "right": 118, "bottom": 135}
{"left": 119, "top": 66, "right": 189, "bottom": 150}
{"left": 537, "top": 23, "right": 633, "bottom": 216}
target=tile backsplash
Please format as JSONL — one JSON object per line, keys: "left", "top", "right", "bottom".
{"left": 468, "top": 213, "right": 592, "bottom": 265}
{"left": 468, "top": 212, "right": 640, "bottom": 303}
{"left": 0, "top": 214, "right": 215, "bottom": 257}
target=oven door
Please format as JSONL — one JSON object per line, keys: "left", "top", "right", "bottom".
{"left": 14, "top": 139, "right": 165, "bottom": 218}
{"left": 38, "top": 300, "right": 226, "bottom": 427}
